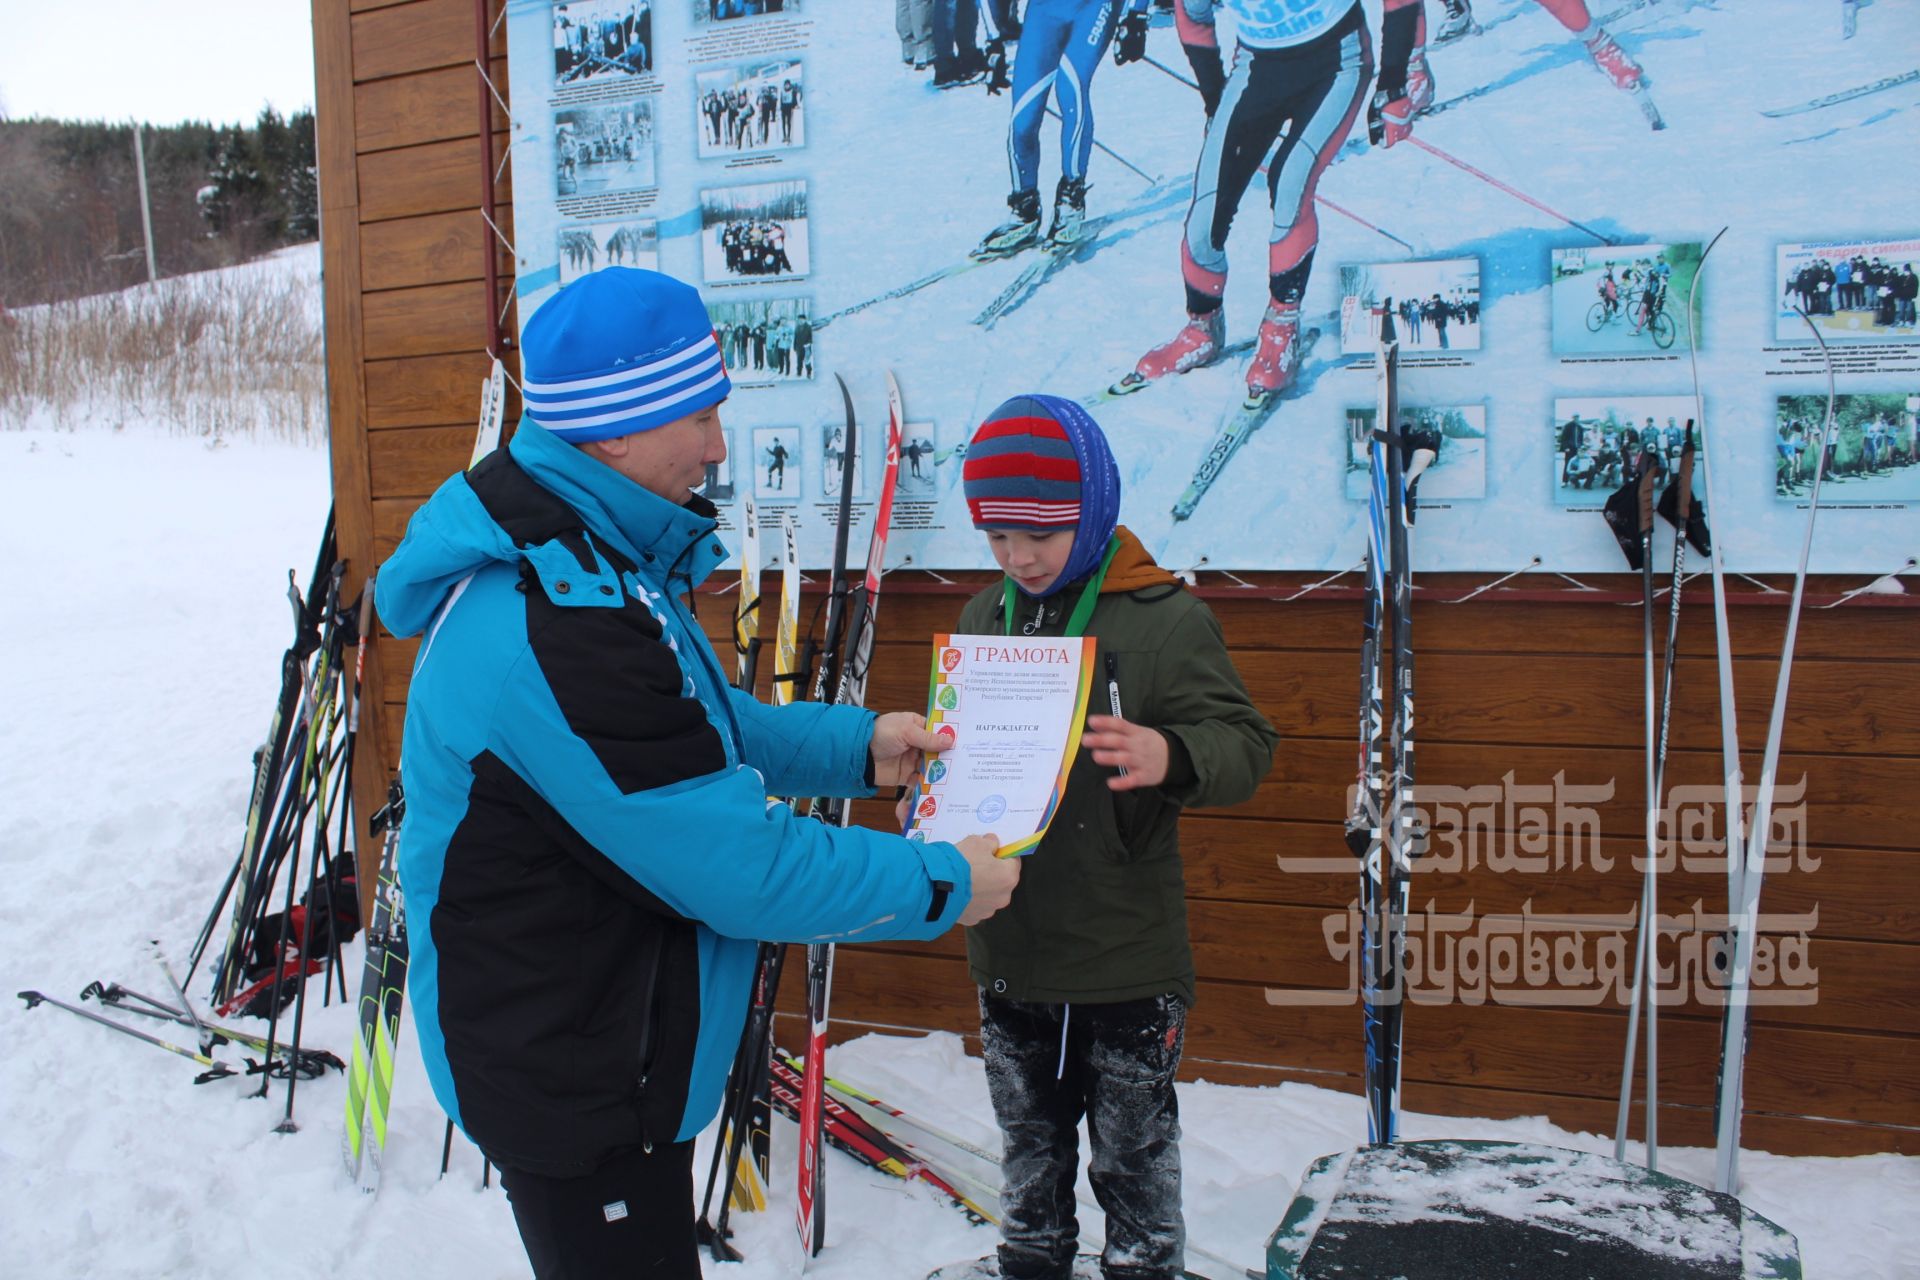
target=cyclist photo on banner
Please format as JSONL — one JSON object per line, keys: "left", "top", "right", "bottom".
{"left": 1549, "top": 242, "right": 1703, "bottom": 355}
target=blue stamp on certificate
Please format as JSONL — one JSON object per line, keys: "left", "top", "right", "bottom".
{"left": 976, "top": 794, "right": 1007, "bottom": 823}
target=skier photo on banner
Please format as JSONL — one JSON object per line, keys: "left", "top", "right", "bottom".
{"left": 754, "top": 424, "right": 799, "bottom": 498}
{"left": 1343, "top": 403, "right": 1482, "bottom": 501}
{"left": 694, "top": 59, "right": 806, "bottom": 159}
{"left": 1552, "top": 395, "right": 1696, "bottom": 507}
{"left": 1775, "top": 236, "right": 1920, "bottom": 341}
{"left": 1339, "top": 259, "right": 1481, "bottom": 355}
{"left": 553, "top": 103, "right": 657, "bottom": 204}
{"left": 972, "top": 0, "right": 1153, "bottom": 260}
{"left": 699, "top": 180, "right": 810, "bottom": 286}
{"left": 1123, "top": 0, "right": 1423, "bottom": 403}
{"left": 914, "top": 395, "right": 1277, "bottom": 1280}
{"left": 1774, "top": 392, "right": 1920, "bottom": 503}
{"left": 552, "top": 1, "right": 654, "bottom": 86}
{"left": 1551, "top": 243, "right": 1701, "bottom": 355}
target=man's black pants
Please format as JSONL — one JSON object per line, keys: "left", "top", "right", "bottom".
{"left": 498, "top": 1140, "right": 699, "bottom": 1279}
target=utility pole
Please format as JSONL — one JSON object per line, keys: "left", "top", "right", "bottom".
{"left": 131, "top": 121, "right": 157, "bottom": 284}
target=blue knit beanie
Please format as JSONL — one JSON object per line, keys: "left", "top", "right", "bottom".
{"left": 520, "top": 268, "right": 731, "bottom": 443}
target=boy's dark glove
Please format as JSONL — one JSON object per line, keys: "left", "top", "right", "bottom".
{"left": 1114, "top": 12, "right": 1149, "bottom": 65}
{"left": 986, "top": 39, "right": 1012, "bottom": 95}
{"left": 1187, "top": 44, "right": 1226, "bottom": 119}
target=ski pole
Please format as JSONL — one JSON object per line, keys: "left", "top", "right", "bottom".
{"left": 80, "top": 981, "right": 343, "bottom": 1076}
{"left": 1041, "top": 103, "right": 1157, "bottom": 185}
{"left": 20, "top": 990, "right": 236, "bottom": 1081}
{"left": 1715, "top": 305, "right": 1839, "bottom": 1192}
{"left": 1405, "top": 137, "right": 1615, "bottom": 245}
{"left": 151, "top": 940, "right": 214, "bottom": 1055}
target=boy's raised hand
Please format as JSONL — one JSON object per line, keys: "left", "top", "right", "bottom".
{"left": 870, "top": 711, "right": 948, "bottom": 789}
{"left": 1082, "top": 714, "right": 1169, "bottom": 790}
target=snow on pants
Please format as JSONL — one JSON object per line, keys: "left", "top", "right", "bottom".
{"left": 1006, "top": 0, "right": 1122, "bottom": 193}
{"left": 498, "top": 1140, "right": 699, "bottom": 1280}
{"left": 1179, "top": 3, "right": 1370, "bottom": 315}
{"left": 980, "top": 992, "right": 1188, "bottom": 1280}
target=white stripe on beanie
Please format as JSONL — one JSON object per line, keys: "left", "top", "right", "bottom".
{"left": 526, "top": 334, "right": 727, "bottom": 437}
{"left": 523, "top": 331, "right": 720, "bottom": 397}
{"left": 534, "top": 363, "right": 730, "bottom": 435}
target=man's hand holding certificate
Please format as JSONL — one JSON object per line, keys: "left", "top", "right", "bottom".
{"left": 901, "top": 633, "right": 1098, "bottom": 858}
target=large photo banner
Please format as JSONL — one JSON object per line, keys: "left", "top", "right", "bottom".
{"left": 505, "top": 0, "right": 1920, "bottom": 571}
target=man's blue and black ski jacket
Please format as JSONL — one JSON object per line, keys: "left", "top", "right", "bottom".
{"left": 375, "top": 421, "right": 970, "bottom": 1177}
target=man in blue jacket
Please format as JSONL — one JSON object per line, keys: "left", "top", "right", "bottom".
{"left": 376, "top": 266, "right": 1014, "bottom": 1279}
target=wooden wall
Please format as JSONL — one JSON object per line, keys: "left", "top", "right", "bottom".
{"left": 315, "top": 0, "right": 1920, "bottom": 1158}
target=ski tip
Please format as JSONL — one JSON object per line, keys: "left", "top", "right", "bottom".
{"left": 1108, "top": 373, "right": 1148, "bottom": 396}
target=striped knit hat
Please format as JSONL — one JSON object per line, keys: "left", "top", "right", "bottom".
{"left": 519, "top": 267, "right": 731, "bottom": 443}
{"left": 964, "top": 394, "right": 1121, "bottom": 596}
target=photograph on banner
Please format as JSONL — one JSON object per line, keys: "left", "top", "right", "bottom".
{"left": 699, "top": 180, "right": 809, "bottom": 285}
{"left": 695, "top": 59, "right": 805, "bottom": 157}
{"left": 1338, "top": 259, "right": 1482, "bottom": 355}
{"left": 552, "top": 1, "right": 655, "bottom": 87}
{"left": 1550, "top": 243, "right": 1702, "bottom": 355}
{"left": 500, "top": 1, "right": 1915, "bottom": 572}
{"left": 1551, "top": 395, "right": 1695, "bottom": 504}
{"left": 1775, "top": 238, "right": 1920, "bottom": 341}
{"left": 693, "top": 0, "right": 801, "bottom": 24}
{"left": 557, "top": 218, "right": 659, "bottom": 285}
{"left": 898, "top": 424, "right": 938, "bottom": 498}
{"left": 752, "top": 425, "right": 800, "bottom": 501}
{"left": 706, "top": 295, "right": 815, "bottom": 384}
{"left": 1775, "top": 393, "right": 1920, "bottom": 504}
{"left": 554, "top": 103, "right": 657, "bottom": 202}
{"left": 702, "top": 430, "right": 739, "bottom": 503}
{"left": 820, "top": 417, "right": 863, "bottom": 498}
{"left": 1343, "top": 404, "right": 1487, "bottom": 500}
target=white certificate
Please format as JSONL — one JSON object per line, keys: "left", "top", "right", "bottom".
{"left": 902, "top": 633, "right": 1096, "bottom": 857}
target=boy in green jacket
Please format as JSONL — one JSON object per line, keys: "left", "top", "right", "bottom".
{"left": 943, "top": 395, "right": 1278, "bottom": 1280}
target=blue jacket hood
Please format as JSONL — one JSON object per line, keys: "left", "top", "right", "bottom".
{"left": 377, "top": 418, "right": 728, "bottom": 639}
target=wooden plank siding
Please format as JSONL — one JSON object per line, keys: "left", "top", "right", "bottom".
{"left": 316, "top": 0, "right": 1920, "bottom": 1158}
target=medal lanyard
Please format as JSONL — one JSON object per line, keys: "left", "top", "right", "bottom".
{"left": 1003, "top": 535, "right": 1119, "bottom": 638}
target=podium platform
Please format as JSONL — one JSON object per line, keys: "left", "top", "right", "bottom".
{"left": 1265, "top": 1140, "right": 1801, "bottom": 1279}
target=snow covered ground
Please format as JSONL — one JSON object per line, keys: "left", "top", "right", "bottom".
{"left": 3, "top": 418, "right": 1917, "bottom": 1278}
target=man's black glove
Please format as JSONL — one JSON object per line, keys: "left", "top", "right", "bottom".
{"left": 1114, "top": 11, "right": 1149, "bottom": 65}
{"left": 986, "top": 38, "right": 1012, "bottom": 95}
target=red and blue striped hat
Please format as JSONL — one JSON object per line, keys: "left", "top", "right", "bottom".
{"left": 964, "top": 394, "right": 1122, "bottom": 594}
{"left": 519, "top": 267, "right": 731, "bottom": 443}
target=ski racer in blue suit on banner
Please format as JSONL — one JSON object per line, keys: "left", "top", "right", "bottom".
{"left": 975, "top": 0, "right": 1155, "bottom": 257}
{"left": 375, "top": 267, "right": 1017, "bottom": 1279}
{"left": 1123, "top": 0, "right": 1425, "bottom": 402}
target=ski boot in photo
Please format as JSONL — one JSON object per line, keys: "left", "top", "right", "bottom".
{"left": 1583, "top": 24, "right": 1665, "bottom": 129}
{"left": 1434, "top": 0, "right": 1477, "bottom": 45}
{"left": 1111, "top": 307, "right": 1226, "bottom": 394}
{"left": 1245, "top": 301, "right": 1304, "bottom": 403}
{"left": 1046, "top": 176, "right": 1090, "bottom": 249}
{"left": 973, "top": 189, "right": 1041, "bottom": 259}
{"left": 1584, "top": 25, "right": 1644, "bottom": 90}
